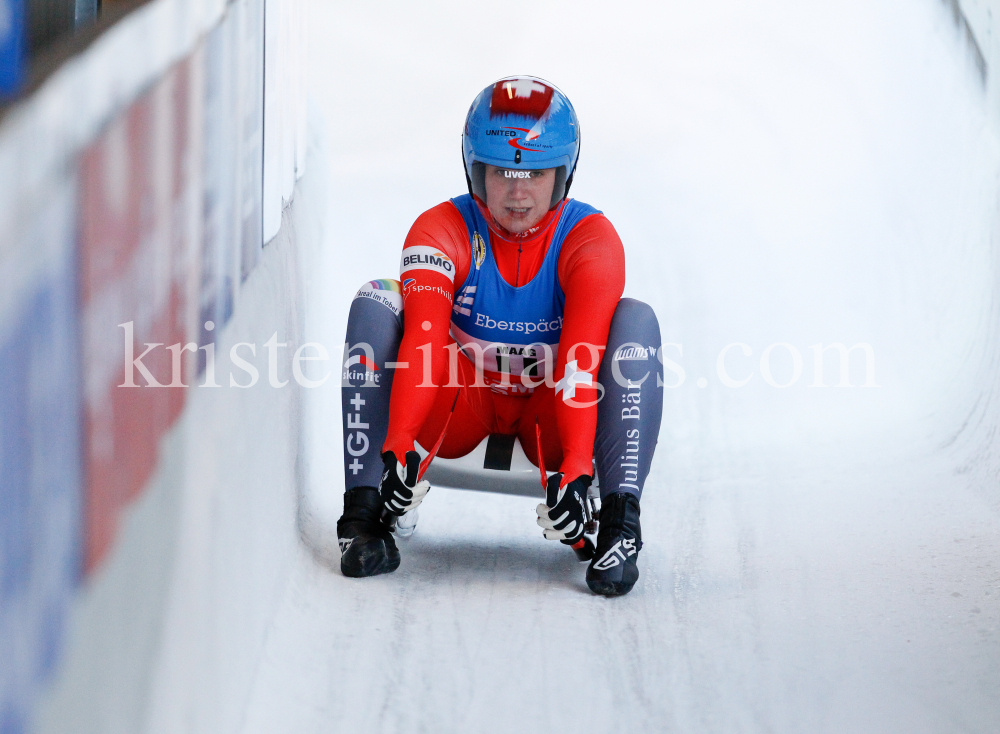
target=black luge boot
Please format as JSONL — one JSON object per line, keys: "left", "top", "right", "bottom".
{"left": 337, "top": 487, "right": 400, "bottom": 578}
{"left": 586, "top": 492, "right": 642, "bottom": 596}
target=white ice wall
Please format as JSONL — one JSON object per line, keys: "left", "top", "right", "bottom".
{"left": 0, "top": 1, "right": 309, "bottom": 732}
{"left": 950, "top": 0, "right": 1000, "bottom": 491}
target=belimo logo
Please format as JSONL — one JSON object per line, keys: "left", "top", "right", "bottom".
{"left": 401, "top": 251, "right": 453, "bottom": 273}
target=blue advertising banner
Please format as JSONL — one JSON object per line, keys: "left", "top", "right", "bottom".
{"left": 0, "top": 0, "right": 24, "bottom": 96}
{"left": 0, "top": 188, "right": 81, "bottom": 734}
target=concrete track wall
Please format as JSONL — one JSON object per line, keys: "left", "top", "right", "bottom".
{"left": 36, "top": 163, "right": 323, "bottom": 734}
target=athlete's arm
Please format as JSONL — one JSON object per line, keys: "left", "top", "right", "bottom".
{"left": 553, "top": 213, "right": 627, "bottom": 483}
{"left": 381, "top": 203, "right": 469, "bottom": 460}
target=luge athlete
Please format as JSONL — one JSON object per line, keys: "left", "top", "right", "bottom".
{"left": 338, "top": 77, "right": 662, "bottom": 596}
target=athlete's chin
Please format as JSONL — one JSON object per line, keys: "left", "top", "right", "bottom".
{"left": 500, "top": 207, "right": 543, "bottom": 233}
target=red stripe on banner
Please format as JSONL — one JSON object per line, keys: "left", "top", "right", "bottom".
{"left": 80, "top": 60, "right": 196, "bottom": 573}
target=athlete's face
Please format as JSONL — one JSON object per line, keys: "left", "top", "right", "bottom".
{"left": 484, "top": 165, "right": 556, "bottom": 234}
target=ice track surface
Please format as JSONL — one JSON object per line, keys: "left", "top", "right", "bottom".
{"left": 242, "top": 1, "right": 1000, "bottom": 731}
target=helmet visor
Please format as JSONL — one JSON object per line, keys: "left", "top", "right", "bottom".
{"left": 469, "top": 162, "right": 568, "bottom": 210}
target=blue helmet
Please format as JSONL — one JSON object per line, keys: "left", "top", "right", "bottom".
{"left": 462, "top": 76, "right": 581, "bottom": 209}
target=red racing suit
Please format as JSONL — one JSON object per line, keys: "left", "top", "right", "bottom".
{"left": 382, "top": 198, "right": 626, "bottom": 485}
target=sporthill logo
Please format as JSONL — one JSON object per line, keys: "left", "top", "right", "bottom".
{"left": 473, "top": 233, "right": 486, "bottom": 269}
{"left": 402, "top": 277, "right": 416, "bottom": 296}
{"left": 592, "top": 538, "right": 637, "bottom": 571}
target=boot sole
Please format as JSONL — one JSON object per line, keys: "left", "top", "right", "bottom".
{"left": 340, "top": 540, "right": 401, "bottom": 578}
{"left": 586, "top": 577, "right": 636, "bottom": 596}
{"left": 586, "top": 564, "right": 639, "bottom": 597}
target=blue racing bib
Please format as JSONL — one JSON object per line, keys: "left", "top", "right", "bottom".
{"left": 448, "top": 194, "right": 599, "bottom": 390}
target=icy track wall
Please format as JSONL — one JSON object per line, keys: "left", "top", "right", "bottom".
{"left": 0, "top": 1, "right": 310, "bottom": 732}
{"left": 908, "top": 0, "right": 1000, "bottom": 493}
{"left": 947, "top": 3, "right": 1000, "bottom": 490}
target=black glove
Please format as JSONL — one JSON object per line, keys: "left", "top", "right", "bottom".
{"left": 379, "top": 450, "right": 430, "bottom": 516}
{"left": 535, "top": 473, "right": 591, "bottom": 542}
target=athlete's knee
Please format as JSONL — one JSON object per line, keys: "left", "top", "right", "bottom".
{"left": 611, "top": 298, "right": 659, "bottom": 335}
{"left": 352, "top": 279, "right": 403, "bottom": 312}
{"left": 607, "top": 299, "right": 661, "bottom": 360}
{"left": 347, "top": 279, "right": 404, "bottom": 328}
{"left": 345, "top": 278, "right": 404, "bottom": 367}
{"left": 601, "top": 299, "right": 662, "bottom": 388}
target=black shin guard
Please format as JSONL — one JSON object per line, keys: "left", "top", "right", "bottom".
{"left": 341, "top": 281, "right": 403, "bottom": 491}
{"left": 338, "top": 281, "right": 404, "bottom": 577}
{"left": 594, "top": 298, "right": 663, "bottom": 501}
{"left": 588, "top": 299, "right": 663, "bottom": 595}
